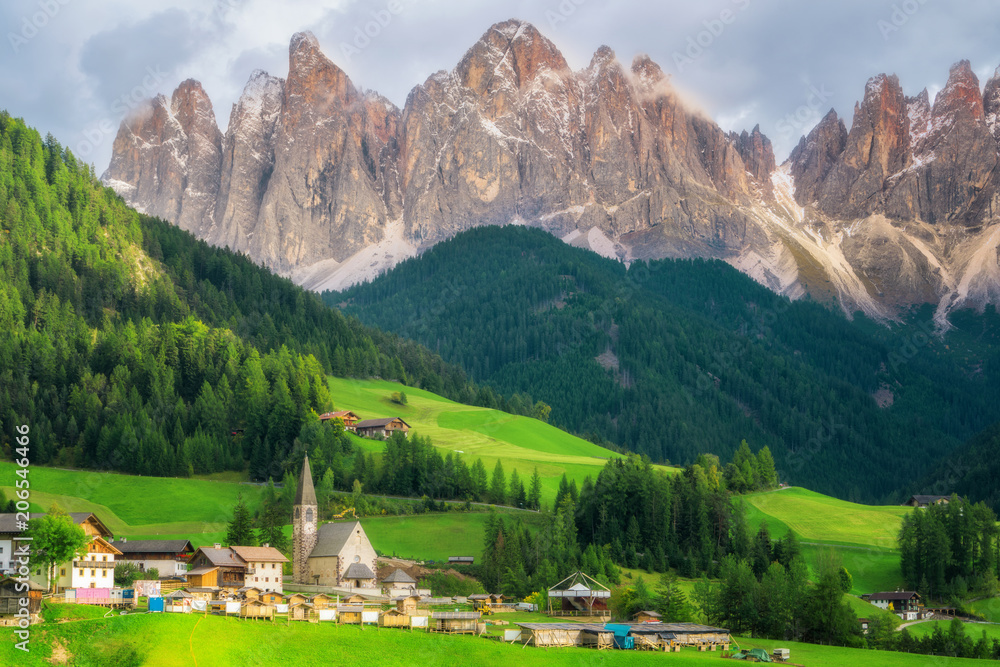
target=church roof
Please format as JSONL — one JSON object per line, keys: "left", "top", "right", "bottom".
{"left": 309, "top": 521, "right": 364, "bottom": 559}
{"left": 382, "top": 568, "right": 416, "bottom": 584}
{"left": 295, "top": 455, "right": 317, "bottom": 506}
{"left": 343, "top": 562, "right": 375, "bottom": 580}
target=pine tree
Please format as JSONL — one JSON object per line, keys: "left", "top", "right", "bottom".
{"left": 528, "top": 467, "right": 543, "bottom": 510}
{"left": 489, "top": 460, "right": 507, "bottom": 505}
{"left": 226, "top": 493, "right": 257, "bottom": 546}
{"left": 508, "top": 469, "right": 526, "bottom": 508}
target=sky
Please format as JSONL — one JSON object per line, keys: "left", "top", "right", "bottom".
{"left": 3, "top": 0, "right": 1000, "bottom": 171}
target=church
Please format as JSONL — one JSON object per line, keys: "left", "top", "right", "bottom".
{"left": 292, "top": 455, "right": 379, "bottom": 588}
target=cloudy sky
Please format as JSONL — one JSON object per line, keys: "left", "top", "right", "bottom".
{"left": 3, "top": 0, "right": 1000, "bottom": 170}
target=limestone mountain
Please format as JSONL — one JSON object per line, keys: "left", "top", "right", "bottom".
{"left": 103, "top": 20, "right": 1000, "bottom": 323}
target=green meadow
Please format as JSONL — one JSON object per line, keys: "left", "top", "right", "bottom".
{"left": 743, "top": 487, "right": 910, "bottom": 594}
{"left": 906, "top": 620, "right": 1000, "bottom": 643}
{"left": 328, "top": 376, "right": 678, "bottom": 507}
{"left": 3, "top": 608, "right": 996, "bottom": 667}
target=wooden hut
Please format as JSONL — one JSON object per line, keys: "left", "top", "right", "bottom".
{"left": 164, "top": 590, "right": 193, "bottom": 613}
{"left": 581, "top": 626, "right": 615, "bottom": 649}
{"left": 633, "top": 610, "right": 661, "bottom": 623}
{"left": 260, "top": 591, "right": 284, "bottom": 606}
{"left": 237, "top": 586, "right": 261, "bottom": 601}
{"left": 430, "top": 611, "right": 481, "bottom": 634}
{"left": 395, "top": 595, "right": 420, "bottom": 614}
{"left": 240, "top": 599, "right": 273, "bottom": 620}
{"left": 309, "top": 593, "right": 333, "bottom": 610}
{"left": 288, "top": 602, "right": 314, "bottom": 622}
{"left": 627, "top": 623, "right": 731, "bottom": 649}
{"left": 338, "top": 603, "right": 364, "bottom": 625}
{"left": 286, "top": 593, "right": 308, "bottom": 606}
{"left": 186, "top": 587, "right": 216, "bottom": 602}
{"left": 379, "top": 608, "right": 410, "bottom": 629}
{"left": 344, "top": 594, "right": 366, "bottom": 605}
{"left": 547, "top": 572, "right": 610, "bottom": 617}
{"left": 0, "top": 578, "right": 42, "bottom": 626}
{"left": 516, "top": 623, "right": 588, "bottom": 647}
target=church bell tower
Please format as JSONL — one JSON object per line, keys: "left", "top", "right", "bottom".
{"left": 292, "top": 454, "right": 318, "bottom": 584}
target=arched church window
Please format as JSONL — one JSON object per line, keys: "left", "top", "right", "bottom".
{"left": 306, "top": 508, "right": 313, "bottom": 522}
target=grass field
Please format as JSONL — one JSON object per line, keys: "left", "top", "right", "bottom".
{"left": 971, "top": 599, "right": 1000, "bottom": 623}
{"left": 906, "top": 619, "right": 1000, "bottom": 643}
{"left": 3, "top": 609, "right": 994, "bottom": 667}
{"left": 743, "top": 487, "right": 910, "bottom": 595}
{"left": 328, "top": 377, "right": 678, "bottom": 507}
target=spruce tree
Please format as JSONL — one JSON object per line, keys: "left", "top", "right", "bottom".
{"left": 226, "top": 493, "right": 257, "bottom": 546}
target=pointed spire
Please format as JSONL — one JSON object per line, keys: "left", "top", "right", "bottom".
{"left": 295, "top": 454, "right": 317, "bottom": 506}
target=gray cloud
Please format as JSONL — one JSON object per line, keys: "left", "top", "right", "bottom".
{"left": 3, "top": 0, "right": 1000, "bottom": 169}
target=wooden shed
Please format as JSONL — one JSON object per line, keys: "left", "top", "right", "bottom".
{"left": 633, "top": 610, "right": 661, "bottom": 623}
{"left": 344, "top": 594, "right": 366, "bottom": 605}
{"left": 309, "top": 593, "right": 333, "bottom": 610}
{"left": 581, "top": 626, "right": 615, "bottom": 649}
{"left": 186, "top": 587, "right": 216, "bottom": 602}
{"left": 379, "top": 608, "right": 411, "bottom": 629}
{"left": 430, "top": 611, "right": 481, "bottom": 634}
{"left": 395, "top": 595, "right": 420, "bottom": 613}
{"left": 286, "top": 593, "right": 308, "bottom": 606}
{"left": 237, "top": 586, "right": 261, "bottom": 601}
{"left": 260, "top": 591, "right": 284, "bottom": 606}
{"left": 240, "top": 599, "right": 273, "bottom": 620}
{"left": 186, "top": 566, "right": 219, "bottom": 588}
{"left": 288, "top": 602, "right": 314, "bottom": 622}
{"left": 627, "top": 623, "right": 731, "bottom": 649}
{"left": 517, "top": 623, "right": 588, "bottom": 647}
{"left": 0, "top": 578, "right": 42, "bottom": 625}
{"left": 338, "top": 603, "right": 364, "bottom": 625}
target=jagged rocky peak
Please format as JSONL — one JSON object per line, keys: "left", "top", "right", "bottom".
{"left": 983, "top": 66, "right": 1000, "bottom": 137}
{"left": 730, "top": 124, "right": 777, "bottom": 183}
{"left": 456, "top": 19, "right": 569, "bottom": 95}
{"left": 932, "top": 59, "right": 984, "bottom": 122}
{"left": 787, "top": 109, "right": 848, "bottom": 206}
{"left": 171, "top": 79, "right": 219, "bottom": 133}
{"left": 285, "top": 30, "right": 357, "bottom": 108}
{"left": 630, "top": 53, "right": 668, "bottom": 91}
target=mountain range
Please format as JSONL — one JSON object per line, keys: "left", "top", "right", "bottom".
{"left": 103, "top": 19, "right": 1000, "bottom": 324}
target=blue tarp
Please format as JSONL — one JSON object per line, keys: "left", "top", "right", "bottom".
{"left": 148, "top": 597, "right": 164, "bottom": 613}
{"left": 604, "top": 624, "right": 634, "bottom": 649}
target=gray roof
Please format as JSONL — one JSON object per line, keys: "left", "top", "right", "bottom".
{"left": 309, "top": 521, "right": 363, "bottom": 559}
{"left": 343, "top": 562, "right": 375, "bottom": 580}
{"left": 356, "top": 418, "right": 409, "bottom": 429}
{"left": 382, "top": 568, "right": 416, "bottom": 584}
{"left": 111, "top": 539, "right": 194, "bottom": 554}
{"left": 433, "top": 611, "right": 481, "bottom": 620}
{"left": 295, "top": 455, "right": 317, "bottom": 506}
{"left": 870, "top": 591, "right": 920, "bottom": 601}
{"left": 517, "top": 622, "right": 730, "bottom": 635}
{"left": 166, "top": 590, "right": 193, "bottom": 599}
{"left": 194, "top": 548, "right": 244, "bottom": 568}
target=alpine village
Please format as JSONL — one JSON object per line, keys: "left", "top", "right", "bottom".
{"left": 6, "top": 4, "right": 1000, "bottom": 667}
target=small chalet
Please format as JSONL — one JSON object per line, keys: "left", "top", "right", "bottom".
{"left": 870, "top": 591, "right": 922, "bottom": 621}
{"left": 230, "top": 545, "right": 288, "bottom": 594}
{"left": 355, "top": 417, "right": 410, "bottom": 439}
{"left": 237, "top": 586, "right": 261, "bottom": 600}
{"left": 260, "top": 591, "right": 284, "bottom": 605}
{"left": 188, "top": 546, "right": 246, "bottom": 590}
{"left": 448, "top": 556, "right": 474, "bottom": 566}
{"left": 309, "top": 593, "right": 333, "bottom": 610}
{"left": 319, "top": 410, "right": 360, "bottom": 431}
{"left": 634, "top": 610, "right": 662, "bottom": 623}
{"left": 905, "top": 495, "right": 950, "bottom": 508}
{"left": 110, "top": 539, "right": 194, "bottom": 577}
{"left": 0, "top": 577, "right": 43, "bottom": 626}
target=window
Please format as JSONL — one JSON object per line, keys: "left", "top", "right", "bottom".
{"left": 79, "top": 570, "right": 84, "bottom": 576}
{"left": 305, "top": 508, "right": 313, "bottom": 522}
{"left": 90, "top": 583, "right": 95, "bottom": 588}
{"left": 60, "top": 568, "right": 66, "bottom": 576}
{"left": 102, "top": 570, "right": 107, "bottom": 578}
{"left": 103, "top": 556, "right": 107, "bottom": 562}
{"left": 91, "top": 570, "right": 96, "bottom": 577}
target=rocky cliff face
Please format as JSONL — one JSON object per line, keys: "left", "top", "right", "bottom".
{"left": 104, "top": 20, "right": 1000, "bottom": 324}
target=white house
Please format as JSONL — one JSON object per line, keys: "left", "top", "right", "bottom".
{"left": 230, "top": 546, "right": 289, "bottom": 594}
{"left": 109, "top": 539, "right": 194, "bottom": 577}
{"left": 869, "top": 591, "right": 922, "bottom": 621}
{"left": 0, "top": 513, "right": 116, "bottom": 591}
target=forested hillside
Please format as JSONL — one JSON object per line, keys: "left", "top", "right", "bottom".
{"left": 0, "top": 112, "right": 494, "bottom": 480}
{"left": 328, "top": 226, "right": 1000, "bottom": 502}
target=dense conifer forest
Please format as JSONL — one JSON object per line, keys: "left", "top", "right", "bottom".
{"left": 328, "top": 225, "right": 1000, "bottom": 502}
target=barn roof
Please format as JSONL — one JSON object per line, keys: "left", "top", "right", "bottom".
{"left": 870, "top": 591, "right": 920, "bottom": 601}
{"left": 230, "top": 546, "right": 289, "bottom": 563}
{"left": 432, "top": 611, "right": 481, "bottom": 620}
{"left": 309, "top": 521, "right": 365, "bottom": 558}
{"left": 343, "top": 562, "right": 376, "bottom": 580}
{"left": 908, "top": 495, "right": 950, "bottom": 504}
{"left": 382, "top": 568, "right": 416, "bottom": 584}
{"left": 166, "top": 590, "right": 193, "bottom": 599}
{"left": 111, "top": 539, "right": 194, "bottom": 554}
{"left": 194, "top": 548, "right": 244, "bottom": 568}
{"left": 356, "top": 418, "right": 410, "bottom": 429}
{"left": 319, "top": 411, "right": 359, "bottom": 420}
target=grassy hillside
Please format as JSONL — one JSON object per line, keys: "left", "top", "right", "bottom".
{"left": 744, "top": 487, "right": 909, "bottom": 594}
{"left": 3, "top": 610, "right": 992, "bottom": 666}
{"left": 329, "top": 376, "right": 677, "bottom": 506}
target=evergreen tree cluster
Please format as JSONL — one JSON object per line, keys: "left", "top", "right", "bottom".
{"left": 330, "top": 225, "right": 1000, "bottom": 502}
{"left": 0, "top": 112, "right": 520, "bottom": 477}
{"left": 898, "top": 496, "right": 999, "bottom": 600}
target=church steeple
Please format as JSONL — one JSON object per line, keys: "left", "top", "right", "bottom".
{"left": 292, "top": 454, "right": 318, "bottom": 584}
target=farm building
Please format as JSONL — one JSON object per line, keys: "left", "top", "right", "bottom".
{"left": 185, "top": 587, "right": 216, "bottom": 602}
{"left": 289, "top": 602, "right": 314, "bottom": 622}
{"left": 309, "top": 593, "right": 333, "bottom": 610}
{"left": 448, "top": 557, "right": 474, "bottom": 565}
{"left": 430, "top": 611, "right": 481, "bottom": 634}
{"left": 0, "top": 577, "right": 43, "bottom": 625}
{"left": 338, "top": 603, "right": 364, "bottom": 624}
{"left": 260, "top": 591, "right": 284, "bottom": 605}
{"left": 319, "top": 411, "right": 360, "bottom": 431}
{"left": 379, "top": 608, "right": 410, "bottom": 628}
{"left": 109, "top": 539, "right": 194, "bottom": 577}
{"left": 517, "top": 622, "right": 731, "bottom": 650}
{"left": 355, "top": 418, "right": 410, "bottom": 439}
{"left": 343, "top": 593, "right": 368, "bottom": 604}
{"left": 395, "top": 595, "right": 420, "bottom": 613}
{"left": 547, "top": 572, "right": 610, "bottom": 617}
{"left": 185, "top": 567, "right": 219, "bottom": 588}
{"left": 188, "top": 546, "right": 247, "bottom": 590}
{"left": 292, "top": 456, "right": 380, "bottom": 588}
{"left": 230, "top": 545, "right": 288, "bottom": 594}
{"left": 869, "top": 591, "right": 922, "bottom": 621}
{"left": 237, "top": 586, "right": 261, "bottom": 600}
{"left": 905, "top": 495, "right": 950, "bottom": 508}
{"left": 286, "top": 593, "right": 309, "bottom": 606}
{"left": 634, "top": 610, "right": 661, "bottom": 623}
{"left": 240, "top": 599, "right": 273, "bottom": 620}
